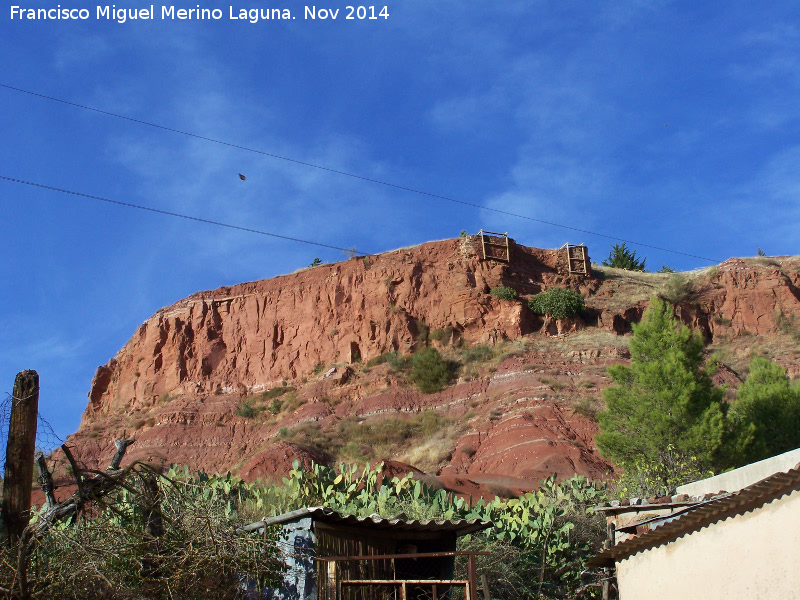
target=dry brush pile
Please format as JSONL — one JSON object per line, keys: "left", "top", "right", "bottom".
{"left": 1, "top": 450, "right": 282, "bottom": 600}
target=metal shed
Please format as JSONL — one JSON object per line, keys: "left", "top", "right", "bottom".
{"left": 245, "top": 506, "right": 491, "bottom": 600}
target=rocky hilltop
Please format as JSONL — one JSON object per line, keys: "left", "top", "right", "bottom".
{"left": 68, "top": 237, "right": 800, "bottom": 495}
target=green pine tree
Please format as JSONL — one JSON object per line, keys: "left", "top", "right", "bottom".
{"left": 729, "top": 357, "right": 800, "bottom": 464}
{"left": 602, "top": 242, "right": 646, "bottom": 271}
{"left": 596, "top": 298, "right": 727, "bottom": 472}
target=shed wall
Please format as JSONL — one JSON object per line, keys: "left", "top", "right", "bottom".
{"left": 616, "top": 489, "right": 800, "bottom": 600}
{"left": 266, "top": 517, "right": 317, "bottom": 600}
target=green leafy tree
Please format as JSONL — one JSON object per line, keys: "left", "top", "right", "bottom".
{"left": 614, "top": 444, "right": 714, "bottom": 499}
{"left": 729, "top": 357, "right": 800, "bottom": 464}
{"left": 489, "top": 286, "right": 518, "bottom": 301}
{"left": 528, "top": 288, "right": 585, "bottom": 319}
{"left": 596, "top": 298, "right": 727, "bottom": 472}
{"left": 602, "top": 242, "right": 646, "bottom": 271}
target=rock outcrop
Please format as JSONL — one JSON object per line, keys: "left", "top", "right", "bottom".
{"left": 67, "top": 239, "right": 800, "bottom": 493}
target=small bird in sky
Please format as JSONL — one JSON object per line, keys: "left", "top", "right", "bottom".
{"left": 664, "top": 124, "right": 669, "bottom": 127}
{"left": 238, "top": 173, "right": 246, "bottom": 180}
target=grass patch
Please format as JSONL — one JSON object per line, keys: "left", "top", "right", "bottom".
{"left": 366, "top": 353, "right": 389, "bottom": 368}
{"left": 747, "top": 256, "right": 781, "bottom": 267}
{"left": 538, "top": 376, "right": 567, "bottom": 390}
{"left": 280, "top": 391, "right": 305, "bottom": 414}
{"left": 462, "top": 345, "right": 493, "bottom": 363}
{"left": 261, "top": 385, "right": 295, "bottom": 400}
{"left": 776, "top": 311, "right": 800, "bottom": 341}
{"left": 412, "top": 318, "right": 429, "bottom": 343}
{"left": 526, "top": 329, "right": 630, "bottom": 355}
{"left": 571, "top": 397, "right": 600, "bottom": 418}
{"left": 587, "top": 266, "right": 670, "bottom": 313}
{"left": 386, "top": 351, "right": 412, "bottom": 372}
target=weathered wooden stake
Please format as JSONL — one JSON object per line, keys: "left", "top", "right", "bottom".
{"left": 35, "top": 453, "right": 56, "bottom": 508}
{"left": 480, "top": 573, "right": 492, "bottom": 600}
{"left": 1, "top": 370, "right": 39, "bottom": 546}
{"left": 109, "top": 435, "right": 135, "bottom": 470}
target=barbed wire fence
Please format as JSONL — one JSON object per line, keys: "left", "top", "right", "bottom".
{"left": 0, "top": 390, "right": 67, "bottom": 484}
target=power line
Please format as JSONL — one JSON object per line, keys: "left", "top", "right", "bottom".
{"left": 0, "top": 175, "right": 510, "bottom": 281}
{"left": 1, "top": 83, "right": 722, "bottom": 264}
{"left": 0, "top": 175, "right": 361, "bottom": 255}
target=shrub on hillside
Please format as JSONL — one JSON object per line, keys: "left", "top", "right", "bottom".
{"left": 528, "top": 288, "right": 585, "bottom": 320}
{"left": 489, "top": 286, "right": 518, "bottom": 301}
{"left": 409, "top": 347, "right": 458, "bottom": 393}
{"left": 614, "top": 445, "right": 713, "bottom": 498}
{"left": 386, "top": 351, "right": 412, "bottom": 372}
{"left": 235, "top": 398, "right": 263, "bottom": 419}
{"left": 428, "top": 326, "right": 455, "bottom": 344}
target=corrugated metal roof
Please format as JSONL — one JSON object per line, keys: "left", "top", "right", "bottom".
{"left": 245, "top": 506, "right": 492, "bottom": 537}
{"left": 589, "top": 463, "right": 800, "bottom": 568}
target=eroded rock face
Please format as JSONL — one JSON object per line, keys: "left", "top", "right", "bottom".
{"left": 68, "top": 241, "right": 800, "bottom": 492}
{"left": 83, "top": 239, "right": 580, "bottom": 416}
{"left": 702, "top": 258, "right": 800, "bottom": 336}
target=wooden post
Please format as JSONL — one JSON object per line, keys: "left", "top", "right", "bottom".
{"left": 467, "top": 554, "right": 478, "bottom": 600}
{"left": 480, "top": 573, "right": 492, "bottom": 600}
{"left": 1, "top": 370, "right": 39, "bottom": 546}
{"left": 602, "top": 520, "right": 615, "bottom": 600}
{"left": 327, "top": 561, "right": 337, "bottom": 600}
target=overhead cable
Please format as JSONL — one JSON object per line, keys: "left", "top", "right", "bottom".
{"left": 0, "top": 83, "right": 721, "bottom": 263}
{"left": 0, "top": 175, "right": 360, "bottom": 254}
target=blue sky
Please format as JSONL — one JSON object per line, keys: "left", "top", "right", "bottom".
{"left": 1, "top": 1, "right": 799, "bottom": 441}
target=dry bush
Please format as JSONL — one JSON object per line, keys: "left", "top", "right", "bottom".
{"left": 0, "top": 471, "right": 283, "bottom": 600}
{"left": 658, "top": 273, "right": 697, "bottom": 305}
